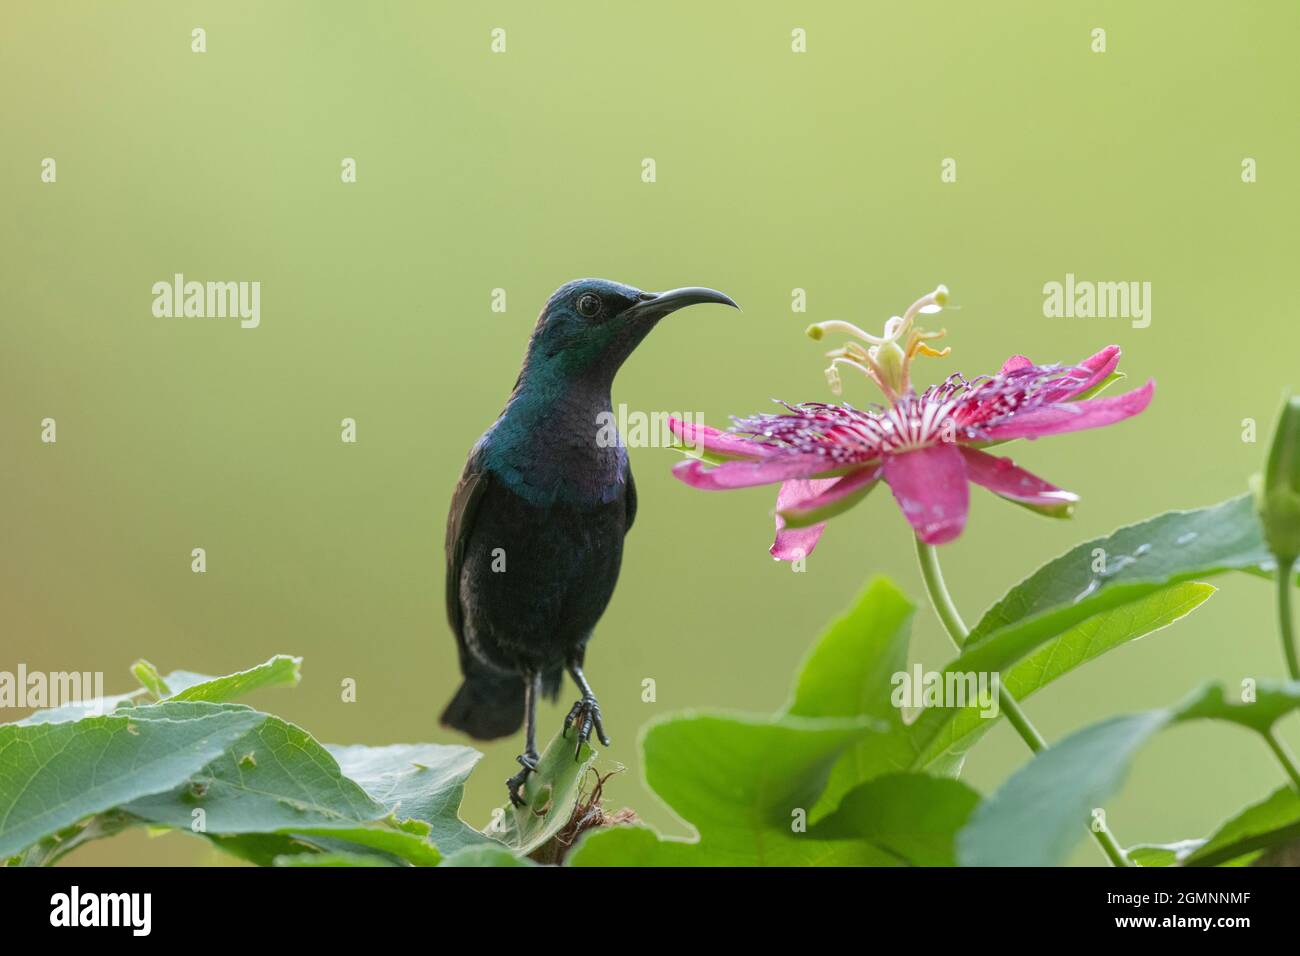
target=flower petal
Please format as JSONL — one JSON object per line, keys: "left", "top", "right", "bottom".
{"left": 771, "top": 523, "right": 825, "bottom": 561}
{"left": 1041, "top": 345, "right": 1121, "bottom": 403}
{"left": 882, "top": 443, "right": 970, "bottom": 545}
{"left": 959, "top": 447, "right": 1078, "bottom": 517}
{"left": 770, "top": 477, "right": 838, "bottom": 560}
{"left": 979, "top": 380, "right": 1154, "bottom": 442}
{"left": 671, "top": 456, "right": 829, "bottom": 491}
{"left": 776, "top": 465, "right": 883, "bottom": 529}
{"left": 668, "top": 417, "right": 769, "bottom": 461}
{"left": 1078, "top": 343, "right": 1122, "bottom": 379}
{"left": 999, "top": 346, "right": 1121, "bottom": 403}
{"left": 999, "top": 354, "right": 1034, "bottom": 375}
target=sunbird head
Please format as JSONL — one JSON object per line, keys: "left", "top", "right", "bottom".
{"left": 521, "top": 278, "right": 738, "bottom": 386}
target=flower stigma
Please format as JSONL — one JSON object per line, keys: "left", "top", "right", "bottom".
{"left": 806, "top": 285, "right": 951, "bottom": 402}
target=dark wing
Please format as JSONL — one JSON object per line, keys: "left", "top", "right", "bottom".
{"left": 445, "top": 461, "right": 492, "bottom": 656}
{"left": 623, "top": 456, "right": 637, "bottom": 533}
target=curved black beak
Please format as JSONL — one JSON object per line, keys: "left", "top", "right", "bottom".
{"left": 623, "top": 286, "right": 739, "bottom": 323}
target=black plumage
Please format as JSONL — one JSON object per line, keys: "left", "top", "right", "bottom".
{"left": 440, "top": 278, "right": 735, "bottom": 804}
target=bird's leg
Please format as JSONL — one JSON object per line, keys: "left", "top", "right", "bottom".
{"left": 505, "top": 672, "right": 541, "bottom": 808}
{"left": 563, "top": 661, "right": 611, "bottom": 759}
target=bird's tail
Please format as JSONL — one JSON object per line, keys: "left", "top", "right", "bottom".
{"left": 440, "top": 667, "right": 562, "bottom": 741}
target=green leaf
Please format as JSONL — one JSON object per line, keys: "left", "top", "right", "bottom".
{"left": 782, "top": 577, "right": 915, "bottom": 814}
{"left": 902, "top": 582, "right": 1216, "bottom": 771}
{"left": 130, "top": 659, "right": 171, "bottom": 698}
{"left": 1185, "top": 786, "right": 1300, "bottom": 867}
{"left": 209, "top": 827, "right": 443, "bottom": 867}
{"left": 280, "top": 821, "right": 442, "bottom": 866}
{"left": 965, "top": 495, "right": 1272, "bottom": 655}
{"left": 14, "top": 655, "right": 302, "bottom": 725}
{"left": 1126, "top": 843, "right": 1195, "bottom": 867}
{"left": 120, "top": 714, "right": 387, "bottom": 834}
{"left": 564, "top": 824, "right": 699, "bottom": 866}
{"left": 206, "top": 832, "right": 321, "bottom": 866}
{"left": 569, "top": 713, "right": 889, "bottom": 866}
{"left": 1128, "top": 787, "right": 1300, "bottom": 868}
{"left": 829, "top": 581, "right": 1212, "bottom": 784}
{"left": 482, "top": 729, "right": 596, "bottom": 856}
{"left": 642, "top": 714, "right": 877, "bottom": 852}
{"left": 7, "top": 811, "right": 137, "bottom": 867}
{"left": 2, "top": 659, "right": 475, "bottom": 866}
{"left": 439, "top": 844, "right": 536, "bottom": 867}
{"left": 958, "top": 681, "right": 1300, "bottom": 866}
{"left": 786, "top": 578, "right": 915, "bottom": 722}
{"left": 812, "top": 773, "right": 981, "bottom": 866}
{"left": 326, "top": 743, "right": 490, "bottom": 855}
{"left": 571, "top": 579, "right": 970, "bottom": 867}
{"left": 0, "top": 701, "right": 268, "bottom": 859}
{"left": 213, "top": 824, "right": 443, "bottom": 867}
{"left": 851, "top": 495, "right": 1270, "bottom": 777}
{"left": 274, "top": 851, "right": 398, "bottom": 867}
{"left": 958, "top": 712, "right": 1168, "bottom": 867}
{"left": 779, "top": 557, "right": 1212, "bottom": 797}
{"left": 895, "top": 493, "right": 1295, "bottom": 773}
{"left": 15, "top": 691, "right": 144, "bottom": 726}
{"left": 163, "top": 655, "right": 302, "bottom": 703}
{"left": 108, "top": 707, "right": 456, "bottom": 866}
{"left": 1175, "top": 681, "right": 1300, "bottom": 734}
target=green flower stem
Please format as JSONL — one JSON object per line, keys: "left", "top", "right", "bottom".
{"left": 1277, "top": 558, "right": 1299, "bottom": 682}
{"left": 1264, "top": 728, "right": 1300, "bottom": 792}
{"left": 913, "top": 538, "right": 1132, "bottom": 868}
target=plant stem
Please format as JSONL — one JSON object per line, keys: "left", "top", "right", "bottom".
{"left": 1277, "top": 558, "right": 1299, "bottom": 682}
{"left": 913, "top": 537, "right": 1132, "bottom": 868}
{"left": 1265, "top": 729, "right": 1300, "bottom": 792}
{"left": 913, "top": 539, "right": 1046, "bottom": 750}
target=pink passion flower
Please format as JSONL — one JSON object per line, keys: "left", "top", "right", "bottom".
{"left": 668, "top": 287, "right": 1154, "bottom": 557}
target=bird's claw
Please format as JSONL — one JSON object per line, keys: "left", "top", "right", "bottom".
{"left": 505, "top": 750, "right": 539, "bottom": 808}
{"left": 563, "top": 695, "right": 610, "bottom": 759}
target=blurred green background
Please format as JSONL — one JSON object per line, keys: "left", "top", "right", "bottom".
{"left": 4, "top": 1, "right": 1298, "bottom": 866}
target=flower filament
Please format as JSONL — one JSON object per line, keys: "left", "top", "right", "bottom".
{"left": 808, "top": 285, "right": 951, "bottom": 402}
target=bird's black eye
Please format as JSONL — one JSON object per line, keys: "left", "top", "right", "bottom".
{"left": 576, "top": 293, "right": 602, "bottom": 318}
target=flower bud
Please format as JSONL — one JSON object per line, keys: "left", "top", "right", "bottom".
{"left": 1254, "top": 394, "right": 1300, "bottom": 563}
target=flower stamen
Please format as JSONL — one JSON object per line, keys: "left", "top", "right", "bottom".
{"left": 811, "top": 285, "right": 952, "bottom": 402}
{"left": 804, "top": 320, "right": 887, "bottom": 346}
